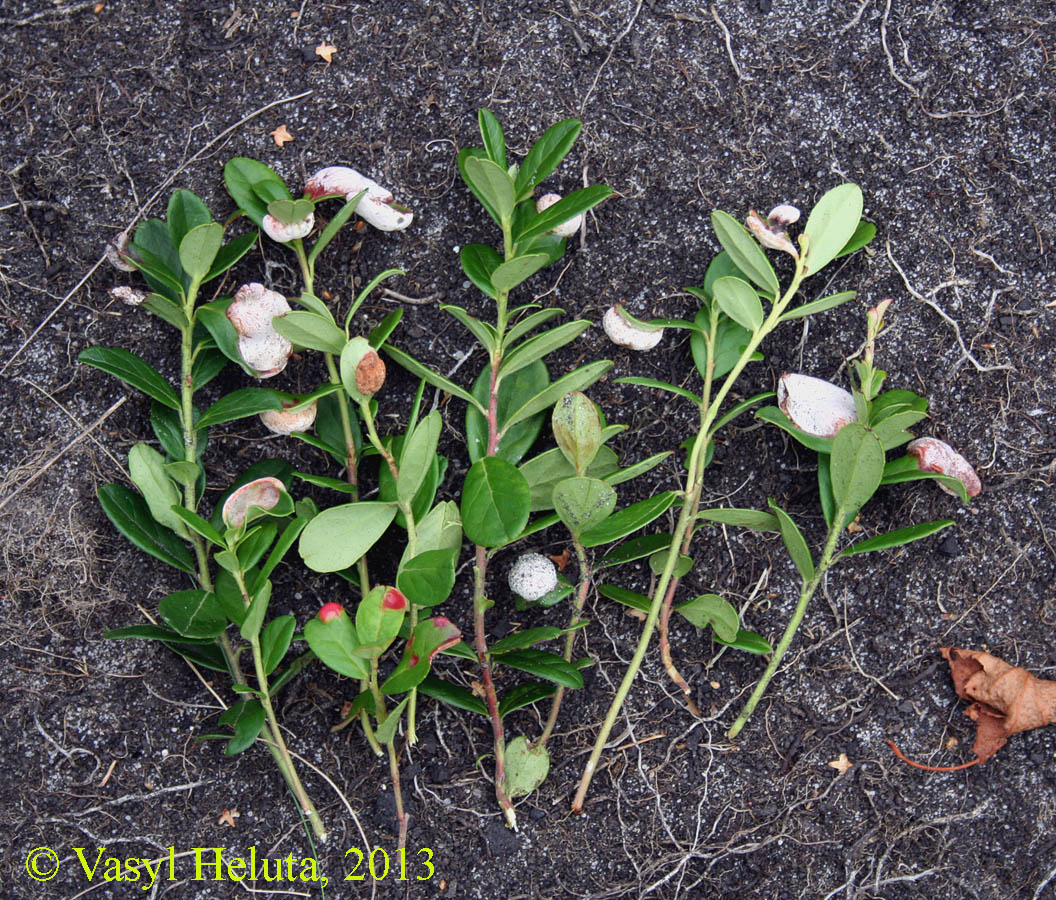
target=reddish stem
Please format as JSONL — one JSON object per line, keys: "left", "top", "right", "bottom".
{"left": 658, "top": 574, "right": 701, "bottom": 716}
{"left": 886, "top": 739, "right": 981, "bottom": 772}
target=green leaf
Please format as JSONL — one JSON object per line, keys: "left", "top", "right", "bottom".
{"left": 495, "top": 649, "right": 584, "bottom": 689}
{"left": 690, "top": 309, "right": 757, "bottom": 381}
{"left": 715, "top": 629, "right": 773, "bottom": 654}
{"left": 197, "top": 388, "right": 284, "bottom": 429}
{"left": 553, "top": 476, "right": 616, "bottom": 538}
{"left": 598, "top": 533, "right": 673, "bottom": 568}
{"left": 675, "top": 593, "right": 739, "bottom": 641}
{"left": 418, "top": 675, "right": 488, "bottom": 716}
{"left": 191, "top": 349, "right": 227, "bottom": 391}
{"left": 711, "top": 391, "right": 776, "bottom": 433}
{"left": 128, "top": 444, "right": 188, "bottom": 536}
{"left": 463, "top": 156, "right": 516, "bottom": 222}
{"left": 159, "top": 589, "right": 226, "bottom": 639}
{"left": 460, "top": 457, "right": 531, "bottom": 547}
{"left": 132, "top": 218, "right": 184, "bottom": 297}
{"left": 603, "top": 450, "right": 672, "bottom": 487}
{"left": 97, "top": 483, "right": 194, "bottom": 572}
{"left": 802, "top": 184, "right": 864, "bottom": 277}
{"left": 219, "top": 700, "right": 266, "bottom": 756}
{"left": 381, "top": 616, "right": 463, "bottom": 694}
{"left": 304, "top": 606, "right": 369, "bottom": 679}
{"left": 519, "top": 445, "right": 618, "bottom": 512}
{"left": 499, "top": 682, "right": 558, "bottom": 718}
{"left": 374, "top": 696, "right": 411, "bottom": 745}
{"left": 515, "top": 184, "right": 611, "bottom": 243}
{"left": 196, "top": 299, "right": 254, "bottom": 375}
{"left": 616, "top": 377, "right": 700, "bottom": 405}
{"left": 514, "top": 119, "right": 582, "bottom": 196}
{"left": 551, "top": 389, "right": 603, "bottom": 473}
{"left": 167, "top": 640, "right": 229, "bottom": 672}
{"left": 879, "top": 455, "right": 970, "bottom": 503}
{"left": 467, "top": 359, "right": 549, "bottom": 464}
{"left": 384, "top": 344, "right": 486, "bottom": 414}
{"left": 272, "top": 311, "right": 346, "bottom": 354}
{"left": 169, "top": 505, "right": 225, "bottom": 547}
{"left": 818, "top": 454, "right": 836, "bottom": 528}
{"left": 780, "top": 290, "right": 857, "bottom": 322}
{"left": 369, "top": 308, "right": 403, "bottom": 350}
{"left": 204, "top": 231, "right": 258, "bottom": 284}
{"left": 755, "top": 406, "right": 835, "bottom": 453}
{"left": 505, "top": 307, "right": 564, "bottom": 346}
{"left": 649, "top": 551, "right": 693, "bottom": 578}
{"left": 710, "top": 210, "right": 780, "bottom": 298}
{"left": 839, "top": 520, "right": 953, "bottom": 557}
{"left": 830, "top": 423, "right": 885, "bottom": 528}
{"left": 355, "top": 585, "right": 405, "bottom": 656}
{"left": 240, "top": 579, "right": 271, "bottom": 641}
{"left": 405, "top": 501, "right": 463, "bottom": 559}
{"left": 179, "top": 222, "right": 223, "bottom": 281}
{"left": 298, "top": 502, "right": 398, "bottom": 572}
{"left": 236, "top": 521, "right": 278, "bottom": 572}
{"left": 104, "top": 623, "right": 215, "bottom": 644}
{"left": 836, "top": 220, "right": 877, "bottom": 258}
{"left": 167, "top": 190, "right": 212, "bottom": 247}
{"left": 579, "top": 491, "right": 677, "bottom": 548}
{"left": 260, "top": 615, "right": 296, "bottom": 675}
{"left": 396, "top": 548, "right": 458, "bottom": 608}
{"left": 769, "top": 501, "right": 814, "bottom": 581}
{"left": 490, "top": 253, "right": 550, "bottom": 294}
{"left": 267, "top": 198, "right": 315, "bottom": 225}
{"left": 441, "top": 305, "right": 498, "bottom": 354}
{"left": 460, "top": 244, "right": 502, "bottom": 300}
{"left": 398, "top": 410, "right": 442, "bottom": 503}
{"left": 308, "top": 191, "right": 364, "bottom": 268}
{"left": 78, "top": 347, "right": 179, "bottom": 409}
{"left": 502, "top": 360, "right": 612, "bottom": 433}
{"left": 504, "top": 736, "right": 550, "bottom": 798}
{"left": 490, "top": 626, "right": 564, "bottom": 655}
{"left": 698, "top": 507, "right": 779, "bottom": 532}
{"left": 256, "top": 516, "right": 308, "bottom": 586}
{"left": 871, "top": 409, "right": 927, "bottom": 450}
{"left": 478, "top": 108, "right": 507, "bottom": 169}
{"left": 224, "top": 158, "right": 291, "bottom": 227}
{"left": 501, "top": 320, "right": 589, "bottom": 378}
{"left": 598, "top": 584, "right": 651, "bottom": 612}
{"left": 140, "top": 293, "right": 190, "bottom": 330}
{"left": 713, "top": 276, "right": 764, "bottom": 332}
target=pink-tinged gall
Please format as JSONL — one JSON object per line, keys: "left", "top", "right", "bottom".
{"left": 907, "top": 437, "right": 982, "bottom": 498}
{"left": 221, "top": 476, "right": 285, "bottom": 528}
{"left": 260, "top": 400, "right": 318, "bottom": 435}
{"left": 262, "top": 212, "right": 314, "bottom": 243}
{"left": 383, "top": 588, "right": 407, "bottom": 611}
{"left": 409, "top": 654, "right": 420, "bottom": 667}
{"left": 304, "top": 166, "right": 413, "bottom": 232}
{"left": 319, "top": 602, "right": 344, "bottom": 623}
{"left": 777, "top": 373, "right": 858, "bottom": 438}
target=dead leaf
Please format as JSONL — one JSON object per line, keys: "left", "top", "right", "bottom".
{"left": 549, "top": 549, "right": 571, "bottom": 571}
{"left": 625, "top": 607, "right": 647, "bottom": 622}
{"left": 218, "top": 809, "right": 240, "bottom": 827}
{"left": 828, "top": 753, "right": 853, "bottom": 776}
{"left": 941, "top": 646, "right": 1056, "bottom": 764}
{"left": 315, "top": 42, "right": 337, "bottom": 63}
{"left": 470, "top": 680, "right": 486, "bottom": 699}
{"left": 270, "top": 125, "right": 294, "bottom": 147}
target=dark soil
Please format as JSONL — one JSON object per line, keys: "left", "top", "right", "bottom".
{"left": 2, "top": 2, "right": 1055, "bottom": 898}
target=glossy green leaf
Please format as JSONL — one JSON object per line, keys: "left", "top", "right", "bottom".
{"left": 499, "top": 682, "right": 558, "bottom": 717}
{"left": 139, "top": 293, "right": 190, "bottom": 330}
{"left": 460, "top": 457, "right": 531, "bottom": 547}
{"left": 490, "top": 626, "right": 564, "bottom": 655}
{"left": 169, "top": 505, "right": 225, "bottom": 547}
{"left": 616, "top": 377, "right": 700, "bottom": 405}
{"left": 191, "top": 349, "right": 226, "bottom": 392}
{"left": 196, "top": 299, "right": 254, "bottom": 375}
{"left": 236, "top": 521, "right": 278, "bottom": 572}
{"left": 502, "top": 360, "right": 612, "bottom": 433}
{"left": 397, "top": 548, "right": 458, "bottom": 608}
{"left": 132, "top": 218, "right": 184, "bottom": 295}
{"left": 553, "top": 476, "right": 617, "bottom": 538}
{"left": 515, "top": 184, "right": 611, "bottom": 243}
{"left": 418, "top": 675, "right": 488, "bottom": 716}
{"left": 690, "top": 309, "right": 757, "bottom": 381}
{"left": 710, "top": 210, "right": 780, "bottom": 298}
{"left": 381, "top": 617, "right": 463, "bottom": 694}
{"left": 240, "top": 579, "right": 271, "bottom": 642}
{"left": 495, "top": 648, "right": 584, "bottom": 688}
{"left": 769, "top": 501, "right": 814, "bottom": 581}
{"left": 220, "top": 700, "right": 266, "bottom": 756}
{"left": 78, "top": 347, "right": 179, "bottom": 409}
{"left": 649, "top": 551, "right": 693, "bottom": 578}
{"left": 272, "top": 311, "right": 346, "bottom": 354}
{"left": 298, "top": 501, "right": 398, "bottom": 572}
{"left": 460, "top": 244, "right": 502, "bottom": 299}
{"left": 836, "top": 220, "right": 877, "bottom": 258}
{"left": 224, "top": 157, "right": 291, "bottom": 227}
{"left": 597, "top": 533, "right": 673, "bottom": 568}
{"left": 698, "top": 507, "right": 779, "bottom": 532}
{"left": 514, "top": 119, "right": 581, "bottom": 196}
{"left": 308, "top": 191, "right": 364, "bottom": 268}
{"left": 519, "top": 445, "right": 618, "bottom": 512}
{"left": 603, "top": 450, "right": 672, "bottom": 487}
{"left": 160, "top": 589, "right": 226, "bottom": 639}
{"left": 879, "top": 455, "right": 970, "bottom": 503}
{"left": 713, "top": 276, "right": 764, "bottom": 332}
{"left": 675, "top": 593, "right": 739, "bottom": 641}
{"left": 179, "top": 222, "right": 223, "bottom": 281}
{"left": 441, "top": 305, "right": 498, "bottom": 354}
{"left": 197, "top": 387, "right": 284, "bottom": 429}
{"left": 780, "top": 290, "right": 857, "bottom": 322}
{"left": 374, "top": 696, "right": 411, "bottom": 744}
{"left": 355, "top": 585, "right": 405, "bottom": 656}
{"left": 552, "top": 389, "right": 603, "bottom": 474}
{"left": 501, "top": 320, "right": 589, "bottom": 378}
{"left": 830, "top": 423, "right": 885, "bottom": 528}
{"left": 104, "top": 623, "right": 214, "bottom": 644}
{"left": 167, "top": 190, "right": 212, "bottom": 247}
{"left": 711, "top": 391, "right": 776, "bottom": 434}
{"left": 802, "top": 184, "right": 864, "bottom": 277}
{"left": 504, "top": 307, "right": 564, "bottom": 346}
{"left": 97, "top": 483, "right": 194, "bottom": 572}
{"left": 490, "top": 253, "right": 550, "bottom": 294}
{"left": 818, "top": 453, "right": 836, "bottom": 528}
{"left": 839, "top": 519, "right": 953, "bottom": 557}
{"left": 755, "top": 406, "right": 835, "bottom": 453}
{"left": 504, "top": 736, "right": 550, "bottom": 798}
{"left": 467, "top": 359, "right": 548, "bottom": 464}
{"left": 579, "top": 491, "right": 677, "bottom": 547}
{"left": 304, "top": 607, "right": 369, "bottom": 679}
{"left": 398, "top": 410, "right": 442, "bottom": 502}
{"left": 463, "top": 155, "right": 516, "bottom": 222}
{"left": 478, "top": 108, "right": 507, "bottom": 169}
{"left": 598, "top": 584, "right": 651, "bottom": 612}
{"left": 128, "top": 444, "right": 188, "bottom": 536}
{"left": 715, "top": 629, "right": 773, "bottom": 654}
{"left": 205, "top": 231, "right": 258, "bottom": 284}
{"left": 384, "top": 344, "right": 486, "bottom": 414}
{"left": 260, "top": 615, "right": 296, "bottom": 675}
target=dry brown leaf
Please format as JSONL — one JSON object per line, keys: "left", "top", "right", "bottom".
{"left": 315, "top": 42, "right": 337, "bottom": 63}
{"left": 549, "top": 549, "right": 571, "bottom": 571}
{"left": 270, "top": 124, "right": 294, "bottom": 147}
{"left": 218, "top": 809, "right": 240, "bottom": 827}
{"left": 828, "top": 753, "right": 853, "bottom": 776}
{"left": 941, "top": 646, "right": 1056, "bottom": 764}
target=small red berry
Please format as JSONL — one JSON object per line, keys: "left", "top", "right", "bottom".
{"left": 318, "top": 602, "right": 344, "bottom": 623}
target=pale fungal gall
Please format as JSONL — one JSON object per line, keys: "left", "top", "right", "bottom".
{"left": 318, "top": 602, "right": 344, "bottom": 623}
{"left": 536, "top": 192, "right": 583, "bottom": 238}
{"left": 508, "top": 552, "right": 558, "bottom": 601}
{"left": 262, "top": 212, "right": 314, "bottom": 243}
{"left": 222, "top": 476, "right": 285, "bottom": 529}
{"left": 383, "top": 588, "right": 408, "bottom": 611}
{"left": 305, "top": 166, "right": 413, "bottom": 232}
{"left": 746, "top": 207, "right": 799, "bottom": 258}
{"left": 602, "top": 305, "right": 664, "bottom": 351}
{"left": 907, "top": 437, "right": 982, "bottom": 498}
{"left": 260, "top": 400, "right": 317, "bottom": 435}
{"left": 227, "top": 283, "right": 293, "bottom": 378}
{"left": 340, "top": 336, "right": 386, "bottom": 402}
{"left": 766, "top": 204, "right": 801, "bottom": 227}
{"left": 105, "top": 230, "right": 136, "bottom": 272}
{"left": 777, "top": 373, "right": 859, "bottom": 438}
{"left": 109, "top": 286, "right": 145, "bottom": 306}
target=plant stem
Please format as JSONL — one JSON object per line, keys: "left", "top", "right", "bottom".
{"left": 369, "top": 657, "right": 409, "bottom": 851}
{"left": 572, "top": 266, "right": 805, "bottom": 812}
{"left": 539, "top": 540, "right": 591, "bottom": 748}
{"left": 727, "top": 520, "right": 841, "bottom": 739}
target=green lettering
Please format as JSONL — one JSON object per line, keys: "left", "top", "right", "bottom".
{"left": 73, "top": 848, "right": 105, "bottom": 880}
{"left": 193, "top": 848, "right": 224, "bottom": 881}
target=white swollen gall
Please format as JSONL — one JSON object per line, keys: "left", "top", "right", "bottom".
{"left": 746, "top": 212, "right": 798, "bottom": 258}
{"left": 508, "top": 552, "right": 559, "bottom": 601}
{"left": 536, "top": 192, "right": 583, "bottom": 238}
{"left": 907, "top": 437, "right": 982, "bottom": 498}
{"left": 109, "top": 286, "right": 145, "bottom": 306}
{"left": 226, "top": 283, "right": 293, "bottom": 378}
{"left": 777, "top": 373, "right": 858, "bottom": 438}
{"left": 767, "top": 204, "right": 800, "bottom": 227}
{"left": 602, "top": 305, "right": 664, "bottom": 351}
{"left": 262, "top": 212, "right": 314, "bottom": 243}
{"left": 105, "top": 230, "right": 136, "bottom": 272}
{"left": 304, "top": 166, "right": 413, "bottom": 232}
{"left": 260, "top": 400, "right": 318, "bottom": 435}
{"left": 222, "top": 476, "right": 285, "bottom": 529}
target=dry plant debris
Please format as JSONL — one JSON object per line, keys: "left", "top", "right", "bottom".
{"left": 270, "top": 124, "right": 294, "bottom": 146}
